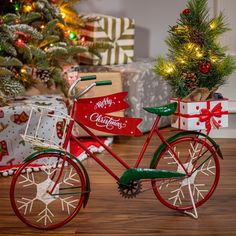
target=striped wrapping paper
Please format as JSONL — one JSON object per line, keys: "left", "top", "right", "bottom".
{"left": 79, "top": 14, "right": 135, "bottom": 65}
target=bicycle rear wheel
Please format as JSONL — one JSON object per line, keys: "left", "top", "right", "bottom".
{"left": 10, "top": 152, "right": 86, "bottom": 230}
{"left": 151, "top": 136, "right": 220, "bottom": 211}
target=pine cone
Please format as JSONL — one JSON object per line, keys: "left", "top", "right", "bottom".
{"left": 189, "top": 30, "right": 203, "bottom": 45}
{"left": 36, "top": 69, "right": 51, "bottom": 82}
{"left": 181, "top": 72, "right": 199, "bottom": 90}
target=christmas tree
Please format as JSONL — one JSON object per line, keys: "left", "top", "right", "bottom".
{"left": 154, "top": 0, "right": 236, "bottom": 99}
{"left": 0, "top": 0, "right": 101, "bottom": 105}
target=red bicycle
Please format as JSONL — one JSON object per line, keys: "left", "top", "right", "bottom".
{"left": 10, "top": 75, "right": 222, "bottom": 229}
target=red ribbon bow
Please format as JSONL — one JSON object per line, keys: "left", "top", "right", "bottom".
{"left": 199, "top": 103, "right": 222, "bottom": 134}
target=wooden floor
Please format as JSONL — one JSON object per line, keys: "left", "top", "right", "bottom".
{"left": 0, "top": 133, "right": 236, "bottom": 236}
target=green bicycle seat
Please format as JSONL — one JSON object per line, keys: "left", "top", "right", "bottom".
{"left": 143, "top": 102, "right": 177, "bottom": 116}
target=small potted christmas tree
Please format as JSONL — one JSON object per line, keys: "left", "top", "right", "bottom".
{"left": 154, "top": 0, "right": 235, "bottom": 132}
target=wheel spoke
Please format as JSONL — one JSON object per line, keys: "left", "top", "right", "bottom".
{"left": 151, "top": 136, "right": 220, "bottom": 211}
{"left": 10, "top": 153, "right": 86, "bottom": 230}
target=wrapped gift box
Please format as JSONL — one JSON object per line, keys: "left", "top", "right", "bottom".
{"left": 0, "top": 95, "right": 68, "bottom": 175}
{"left": 79, "top": 58, "right": 171, "bottom": 132}
{"left": 171, "top": 98, "right": 229, "bottom": 131}
{"left": 79, "top": 14, "right": 135, "bottom": 65}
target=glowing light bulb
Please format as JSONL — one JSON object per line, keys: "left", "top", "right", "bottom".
{"left": 177, "top": 57, "right": 186, "bottom": 64}
{"left": 210, "top": 55, "right": 218, "bottom": 63}
{"left": 187, "top": 43, "right": 195, "bottom": 50}
{"left": 69, "top": 32, "right": 77, "bottom": 40}
{"left": 196, "top": 52, "right": 203, "bottom": 58}
{"left": 24, "top": 5, "right": 33, "bottom": 12}
{"left": 40, "top": 25, "right": 45, "bottom": 29}
{"left": 166, "top": 64, "right": 175, "bottom": 74}
{"left": 80, "top": 36, "right": 86, "bottom": 42}
{"left": 20, "top": 68, "right": 27, "bottom": 74}
{"left": 210, "top": 22, "right": 216, "bottom": 29}
{"left": 15, "top": 2, "right": 20, "bottom": 11}
{"left": 16, "top": 38, "right": 24, "bottom": 46}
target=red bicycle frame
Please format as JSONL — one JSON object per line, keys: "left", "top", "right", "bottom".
{"left": 60, "top": 101, "right": 190, "bottom": 183}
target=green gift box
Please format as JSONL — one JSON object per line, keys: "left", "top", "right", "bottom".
{"left": 79, "top": 14, "right": 135, "bottom": 65}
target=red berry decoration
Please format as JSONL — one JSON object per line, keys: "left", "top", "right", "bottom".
{"left": 199, "top": 61, "right": 212, "bottom": 74}
{"left": 183, "top": 8, "right": 191, "bottom": 15}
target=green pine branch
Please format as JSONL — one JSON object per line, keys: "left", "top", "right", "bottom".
{"left": 30, "top": 47, "right": 49, "bottom": 69}
{"left": 46, "top": 46, "right": 68, "bottom": 58}
{"left": 42, "top": 19, "right": 60, "bottom": 36}
{"left": 67, "top": 45, "right": 87, "bottom": 55}
{"left": 2, "top": 13, "right": 19, "bottom": 24}
{"left": 184, "top": 0, "right": 209, "bottom": 25}
{"left": 0, "top": 77, "right": 25, "bottom": 96}
{"left": 0, "top": 56, "right": 23, "bottom": 67}
{"left": 0, "top": 40, "right": 18, "bottom": 56}
{"left": 11, "top": 24, "right": 43, "bottom": 40}
{"left": 50, "top": 67, "right": 68, "bottom": 96}
{"left": 38, "top": 35, "right": 61, "bottom": 48}
{"left": 0, "top": 67, "right": 13, "bottom": 77}
{"left": 20, "top": 12, "right": 42, "bottom": 24}
{"left": 17, "top": 44, "right": 33, "bottom": 62}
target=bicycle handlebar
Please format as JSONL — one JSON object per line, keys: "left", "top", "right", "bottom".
{"left": 95, "top": 80, "right": 112, "bottom": 86}
{"left": 81, "top": 75, "right": 96, "bottom": 81}
{"left": 68, "top": 75, "right": 97, "bottom": 99}
{"left": 68, "top": 75, "right": 112, "bottom": 99}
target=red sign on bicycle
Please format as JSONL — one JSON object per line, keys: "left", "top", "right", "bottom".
{"left": 73, "top": 92, "right": 143, "bottom": 136}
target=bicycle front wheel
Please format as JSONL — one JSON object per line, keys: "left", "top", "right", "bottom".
{"left": 10, "top": 152, "right": 86, "bottom": 230}
{"left": 151, "top": 136, "right": 220, "bottom": 211}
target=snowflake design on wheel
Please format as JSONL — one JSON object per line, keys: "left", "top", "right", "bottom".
{"left": 161, "top": 142, "right": 216, "bottom": 207}
{"left": 17, "top": 166, "right": 81, "bottom": 226}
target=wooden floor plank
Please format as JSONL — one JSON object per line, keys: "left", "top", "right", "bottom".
{"left": 0, "top": 134, "right": 236, "bottom": 236}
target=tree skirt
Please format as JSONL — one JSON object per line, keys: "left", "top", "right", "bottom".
{"left": 0, "top": 137, "right": 113, "bottom": 177}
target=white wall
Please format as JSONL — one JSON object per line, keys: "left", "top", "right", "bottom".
{"left": 214, "top": 0, "right": 236, "bottom": 101}
{"left": 216, "top": 0, "right": 236, "bottom": 55}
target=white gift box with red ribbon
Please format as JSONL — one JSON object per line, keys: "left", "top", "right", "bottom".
{"left": 170, "top": 98, "right": 229, "bottom": 133}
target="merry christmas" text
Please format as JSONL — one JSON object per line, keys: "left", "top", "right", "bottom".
{"left": 90, "top": 113, "right": 126, "bottom": 130}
